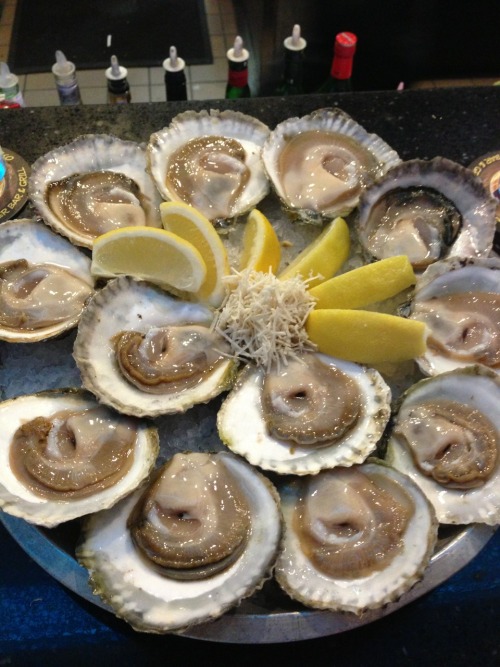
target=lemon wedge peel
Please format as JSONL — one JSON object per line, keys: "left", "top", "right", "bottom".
{"left": 309, "top": 255, "right": 416, "bottom": 310}
{"left": 306, "top": 309, "right": 428, "bottom": 364}
{"left": 160, "top": 201, "right": 230, "bottom": 307}
{"left": 277, "top": 216, "right": 350, "bottom": 288}
{"left": 239, "top": 208, "right": 282, "bottom": 274}
{"left": 91, "top": 226, "right": 207, "bottom": 292}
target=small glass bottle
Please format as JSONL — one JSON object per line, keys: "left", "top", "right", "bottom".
{"left": 52, "top": 50, "right": 82, "bottom": 105}
{"left": 163, "top": 46, "right": 187, "bottom": 101}
{"left": 275, "top": 24, "right": 307, "bottom": 96}
{"left": 105, "top": 55, "right": 131, "bottom": 104}
{"left": 225, "top": 36, "right": 251, "bottom": 99}
{"left": 0, "top": 62, "right": 25, "bottom": 107}
{"left": 317, "top": 32, "right": 357, "bottom": 93}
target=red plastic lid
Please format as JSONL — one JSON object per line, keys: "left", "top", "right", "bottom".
{"left": 331, "top": 32, "right": 357, "bottom": 79}
{"left": 0, "top": 100, "right": 21, "bottom": 109}
{"left": 334, "top": 32, "right": 357, "bottom": 58}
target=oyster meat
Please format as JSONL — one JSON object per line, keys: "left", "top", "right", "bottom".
{"left": 386, "top": 366, "right": 500, "bottom": 525}
{"left": 275, "top": 460, "right": 438, "bottom": 614}
{"left": 77, "top": 451, "right": 282, "bottom": 633}
{"left": 0, "top": 218, "right": 94, "bottom": 342}
{"left": 217, "top": 352, "right": 391, "bottom": 475}
{"left": 29, "top": 134, "right": 162, "bottom": 248}
{"left": 356, "top": 157, "right": 496, "bottom": 270}
{"left": 262, "top": 108, "right": 400, "bottom": 223}
{"left": 0, "top": 389, "right": 159, "bottom": 527}
{"left": 147, "top": 109, "right": 270, "bottom": 223}
{"left": 73, "top": 276, "right": 238, "bottom": 417}
{"left": 407, "top": 257, "right": 500, "bottom": 376}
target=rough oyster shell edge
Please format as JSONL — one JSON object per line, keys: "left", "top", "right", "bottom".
{"left": 76, "top": 451, "right": 283, "bottom": 634}
{"left": 0, "top": 388, "right": 160, "bottom": 527}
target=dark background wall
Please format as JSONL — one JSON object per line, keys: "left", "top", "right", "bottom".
{"left": 234, "top": 0, "right": 499, "bottom": 94}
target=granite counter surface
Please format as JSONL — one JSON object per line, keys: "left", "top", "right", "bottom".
{"left": 2, "top": 86, "right": 500, "bottom": 167}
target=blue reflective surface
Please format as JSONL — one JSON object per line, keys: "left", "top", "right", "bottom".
{"left": 0, "top": 521, "right": 498, "bottom": 665}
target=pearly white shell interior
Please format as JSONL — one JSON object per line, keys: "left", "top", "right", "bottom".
{"left": 0, "top": 218, "right": 94, "bottom": 342}
{"left": 77, "top": 452, "right": 281, "bottom": 633}
{"left": 74, "top": 276, "right": 238, "bottom": 417}
{"left": 217, "top": 353, "right": 391, "bottom": 475}
{"left": 386, "top": 367, "right": 500, "bottom": 525}
{"left": 0, "top": 390, "right": 159, "bottom": 527}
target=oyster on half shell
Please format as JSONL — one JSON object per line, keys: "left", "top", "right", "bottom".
{"left": 262, "top": 108, "right": 401, "bottom": 223}
{"left": 356, "top": 157, "right": 496, "bottom": 270}
{"left": 77, "top": 451, "right": 282, "bottom": 634}
{"left": 386, "top": 366, "right": 500, "bottom": 525}
{"left": 0, "top": 218, "right": 94, "bottom": 342}
{"left": 29, "top": 134, "right": 162, "bottom": 248}
{"left": 217, "top": 352, "right": 391, "bottom": 475}
{"left": 0, "top": 389, "right": 159, "bottom": 527}
{"left": 275, "top": 460, "right": 438, "bottom": 614}
{"left": 147, "top": 109, "right": 270, "bottom": 223}
{"left": 73, "top": 276, "right": 239, "bottom": 417}
{"left": 407, "top": 256, "right": 500, "bottom": 376}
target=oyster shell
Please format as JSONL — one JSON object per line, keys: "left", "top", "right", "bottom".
{"left": 356, "top": 157, "right": 496, "bottom": 270}
{"left": 147, "top": 109, "right": 270, "bottom": 223}
{"left": 29, "top": 134, "right": 162, "bottom": 248}
{"left": 261, "top": 108, "right": 401, "bottom": 223}
{"left": 407, "top": 256, "right": 500, "bottom": 376}
{"left": 217, "top": 352, "right": 391, "bottom": 475}
{"left": 73, "top": 276, "right": 239, "bottom": 417}
{"left": 386, "top": 366, "right": 500, "bottom": 525}
{"left": 275, "top": 460, "right": 438, "bottom": 614}
{"left": 0, "top": 218, "right": 94, "bottom": 342}
{"left": 0, "top": 389, "right": 159, "bottom": 527}
{"left": 77, "top": 451, "right": 282, "bottom": 633}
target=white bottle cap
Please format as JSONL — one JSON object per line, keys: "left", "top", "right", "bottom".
{"left": 52, "top": 50, "right": 76, "bottom": 77}
{"left": 105, "top": 55, "right": 128, "bottom": 81}
{"left": 162, "top": 46, "right": 186, "bottom": 72}
{"left": 0, "top": 62, "right": 19, "bottom": 89}
{"left": 227, "top": 36, "right": 249, "bottom": 62}
{"left": 284, "top": 25, "right": 307, "bottom": 51}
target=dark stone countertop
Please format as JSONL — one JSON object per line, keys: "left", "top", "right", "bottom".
{"left": 0, "top": 87, "right": 499, "bottom": 666}
{"left": 2, "top": 86, "right": 500, "bottom": 167}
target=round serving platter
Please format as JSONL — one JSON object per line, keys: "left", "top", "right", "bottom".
{"left": 0, "top": 188, "right": 497, "bottom": 643}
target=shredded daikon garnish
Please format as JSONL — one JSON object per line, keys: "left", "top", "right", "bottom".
{"left": 212, "top": 268, "right": 317, "bottom": 372}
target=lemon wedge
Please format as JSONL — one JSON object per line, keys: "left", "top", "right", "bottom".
{"left": 306, "top": 309, "right": 427, "bottom": 364}
{"left": 309, "top": 255, "right": 416, "bottom": 309}
{"left": 91, "top": 226, "right": 207, "bottom": 292}
{"left": 160, "top": 201, "right": 229, "bottom": 307}
{"left": 240, "top": 208, "right": 281, "bottom": 274}
{"left": 278, "top": 216, "right": 350, "bottom": 287}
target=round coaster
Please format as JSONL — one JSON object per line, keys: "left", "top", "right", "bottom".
{"left": 469, "top": 150, "right": 500, "bottom": 225}
{"left": 0, "top": 148, "right": 31, "bottom": 223}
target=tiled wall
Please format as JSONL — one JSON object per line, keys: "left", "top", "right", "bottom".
{"left": 0, "top": 0, "right": 239, "bottom": 106}
{"left": 1, "top": 0, "right": 497, "bottom": 106}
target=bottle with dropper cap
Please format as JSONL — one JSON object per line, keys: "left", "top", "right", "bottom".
{"left": 163, "top": 46, "right": 187, "bottom": 101}
{"left": 52, "top": 50, "right": 82, "bottom": 105}
{"left": 225, "top": 36, "right": 250, "bottom": 99}
{"left": 0, "top": 62, "right": 25, "bottom": 107}
{"left": 105, "top": 55, "right": 131, "bottom": 104}
{"left": 275, "top": 24, "right": 307, "bottom": 95}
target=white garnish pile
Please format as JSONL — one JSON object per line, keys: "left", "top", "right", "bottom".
{"left": 212, "top": 269, "right": 317, "bottom": 372}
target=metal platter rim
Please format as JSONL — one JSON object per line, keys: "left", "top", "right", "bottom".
{"left": 0, "top": 511, "right": 496, "bottom": 644}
